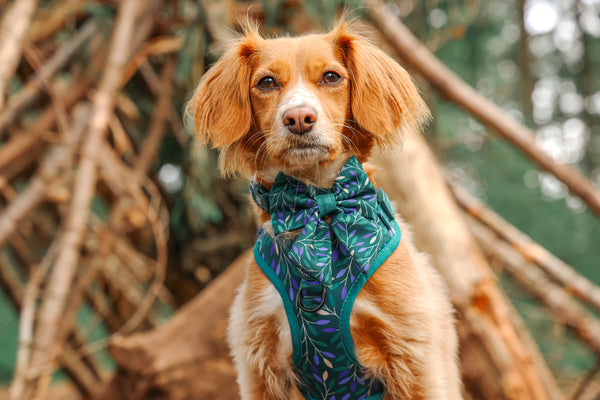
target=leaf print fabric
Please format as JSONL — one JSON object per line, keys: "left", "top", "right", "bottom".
{"left": 251, "top": 156, "right": 401, "bottom": 400}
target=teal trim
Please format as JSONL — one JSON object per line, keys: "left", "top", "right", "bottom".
{"left": 253, "top": 243, "right": 302, "bottom": 365}
{"left": 305, "top": 391, "right": 385, "bottom": 400}
{"left": 340, "top": 219, "right": 401, "bottom": 364}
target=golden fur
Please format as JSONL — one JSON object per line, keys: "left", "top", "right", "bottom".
{"left": 189, "top": 21, "right": 462, "bottom": 400}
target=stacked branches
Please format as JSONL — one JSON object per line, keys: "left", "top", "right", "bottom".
{"left": 0, "top": 0, "right": 258, "bottom": 398}
{"left": 1, "top": 1, "right": 600, "bottom": 400}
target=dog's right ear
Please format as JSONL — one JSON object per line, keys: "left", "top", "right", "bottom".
{"left": 187, "top": 32, "right": 260, "bottom": 148}
{"left": 328, "top": 21, "right": 429, "bottom": 147}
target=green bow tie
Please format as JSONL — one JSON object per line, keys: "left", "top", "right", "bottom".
{"left": 251, "top": 156, "right": 396, "bottom": 287}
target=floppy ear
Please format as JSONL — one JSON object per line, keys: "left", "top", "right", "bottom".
{"left": 187, "top": 34, "right": 259, "bottom": 148}
{"left": 330, "top": 23, "right": 430, "bottom": 145}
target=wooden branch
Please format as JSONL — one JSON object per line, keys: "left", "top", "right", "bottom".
{"left": 120, "top": 36, "right": 182, "bottom": 87}
{"left": 134, "top": 59, "right": 175, "bottom": 175}
{"left": 11, "top": 245, "right": 56, "bottom": 400}
{"left": 0, "top": 103, "right": 90, "bottom": 248}
{"left": 138, "top": 61, "right": 188, "bottom": 147}
{"left": 570, "top": 361, "right": 600, "bottom": 400}
{"left": 0, "top": 247, "right": 103, "bottom": 399}
{"left": 0, "top": 19, "right": 97, "bottom": 135}
{"left": 97, "top": 143, "right": 169, "bottom": 335}
{"left": 0, "top": 0, "right": 38, "bottom": 111}
{"left": 23, "top": 1, "right": 143, "bottom": 397}
{"left": 0, "top": 79, "right": 92, "bottom": 174}
{"left": 27, "top": 0, "right": 85, "bottom": 43}
{"left": 451, "top": 183, "right": 600, "bottom": 314}
{"left": 364, "top": 0, "right": 600, "bottom": 218}
{"left": 467, "top": 217, "right": 600, "bottom": 356}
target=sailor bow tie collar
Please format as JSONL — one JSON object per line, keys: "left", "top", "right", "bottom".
{"left": 250, "top": 156, "right": 395, "bottom": 288}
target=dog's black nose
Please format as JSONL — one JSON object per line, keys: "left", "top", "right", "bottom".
{"left": 282, "top": 106, "right": 317, "bottom": 135}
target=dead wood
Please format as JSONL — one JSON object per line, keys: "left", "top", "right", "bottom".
{"left": 364, "top": 0, "right": 600, "bottom": 218}
{"left": 0, "top": 79, "right": 92, "bottom": 175}
{"left": 20, "top": 2, "right": 145, "bottom": 398}
{"left": 0, "top": 20, "right": 97, "bottom": 136}
{"left": 467, "top": 216, "right": 600, "bottom": 357}
{"left": 452, "top": 184, "right": 600, "bottom": 314}
{"left": 0, "top": 103, "right": 90, "bottom": 248}
{"left": 0, "top": 251, "right": 103, "bottom": 399}
{"left": 0, "top": 0, "right": 39, "bottom": 111}
{"left": 27, "top": 0, "right": 86, "bottom": 43}
{"left": 134, "top": 59, "right": 175, "bottom": 175}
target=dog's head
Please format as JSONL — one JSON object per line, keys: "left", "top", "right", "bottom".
{"left": 188, "top": 22, "right": 429, "bottom": 185}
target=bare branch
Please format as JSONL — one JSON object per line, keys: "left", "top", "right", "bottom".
{"left": 0, "top": 20, "right": 98, "bottom": 136}
{"left": 0, "top": 104, "right": 90, "bottom": 248}
{"left": 468, "top": 217, "right": 600, "bottom": 356}
{"left": 364, "top": 0, "right": 600, "bottom": 217}
{"left": 135, "top": 59, "right": 175, "bottom": 175}
{"left": 23, "top": 1, "right": 145, "bottom": 396}
{"left": 0, "top": 0, "right": 39, "bottom": 111}
{"left": 451, "top": 183, "right": 600, "bottom": 314}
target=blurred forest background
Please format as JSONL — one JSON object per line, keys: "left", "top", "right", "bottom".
{"left": 1, "top": 0, "right": 600, "bottom": 399}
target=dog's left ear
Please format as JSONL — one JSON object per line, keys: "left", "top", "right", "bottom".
{"left": 187, "top": 30, "right": 260, "bottom": 149}
{"left": 329, "top": 23, "right": 430, "bottom": 145}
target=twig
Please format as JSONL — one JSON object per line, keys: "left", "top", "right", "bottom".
{"left": 139, "top": 61, "right": 189, "bottom": 147}
{"left": 23, "top": 1, "right": 143, "bottom": 397}
{"left": 570, "top": 359, "right": 600, "bottom": 400}
{"left": 0, "top": 103, "right": 90, "bottom": 248}
{"left": 92, "top": 221, "right": 174, "bottom": 305}
{"left": 120, "top": 36, "right": 182, "bottom": 87}
{"left": 27, "top": 0, "right": 85, "bottom": 43}
{"left": 10, "top": 241, "right": 59, "bottom": 400}
{"left": 364, "top": 0, "right": 600, "bottom": 218}
{"left": 451, "top": 183, "right": 600, "bottom": 314}
{"left": 135, "top": 59, "right": 175, "bottom": 174}
{"left": 2, "top": 241, "right": 103, "bottom": 399}
{"left": 468, "top": 218, "right": 600, "bottom": 356}
{"left": 97, "top": 143, "right": 168, "bottom": 335}
{"left": 0, "top": 19, "right": 97, "bottom": 135}
{"left": 0, "top": 0, "right": 39, "bottom": 111}
{"left": 0, "top": 80, "right": 92, "bottom": 174}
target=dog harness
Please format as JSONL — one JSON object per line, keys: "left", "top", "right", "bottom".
{"left": 251, "top": 156, "right": 401, "bottom": 400}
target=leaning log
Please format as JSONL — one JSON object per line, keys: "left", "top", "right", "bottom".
{"left": 96, "top": 250, "right": 249, "bottom": 400}
{"left": 371, "top": 128, "right": 562, "bottom": 400}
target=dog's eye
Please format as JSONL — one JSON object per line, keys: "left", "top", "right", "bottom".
{"left": 322, "top": 71, "right": 342, "bottom": 84}
{"left": 257, "top": 76, "right": 278, "bottom": 90}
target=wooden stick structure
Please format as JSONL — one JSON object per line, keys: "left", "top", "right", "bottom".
{"left": 0, "top": 1, "right": 599, "bottom": 399}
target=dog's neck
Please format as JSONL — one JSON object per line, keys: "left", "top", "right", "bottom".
{"left": 253, "top": 155, "right": 352, "bottom": 190}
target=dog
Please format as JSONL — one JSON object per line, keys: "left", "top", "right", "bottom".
{"left": 188, "top": 21, "right": 462, "bottom": 400}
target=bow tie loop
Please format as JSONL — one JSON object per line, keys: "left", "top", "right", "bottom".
{"left": 250, "top": 157, "right": 394, "bottom": 287}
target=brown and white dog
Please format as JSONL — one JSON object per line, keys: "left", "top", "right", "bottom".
{"left": 188, "top": 21, "right": 462, "bottom": 400}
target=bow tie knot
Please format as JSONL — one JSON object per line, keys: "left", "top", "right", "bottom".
{"left": 316, "top": 193, "right": 337, "bottom": 217}
{"left": 251, "top": 156, "right": 395, "bottom": 287}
